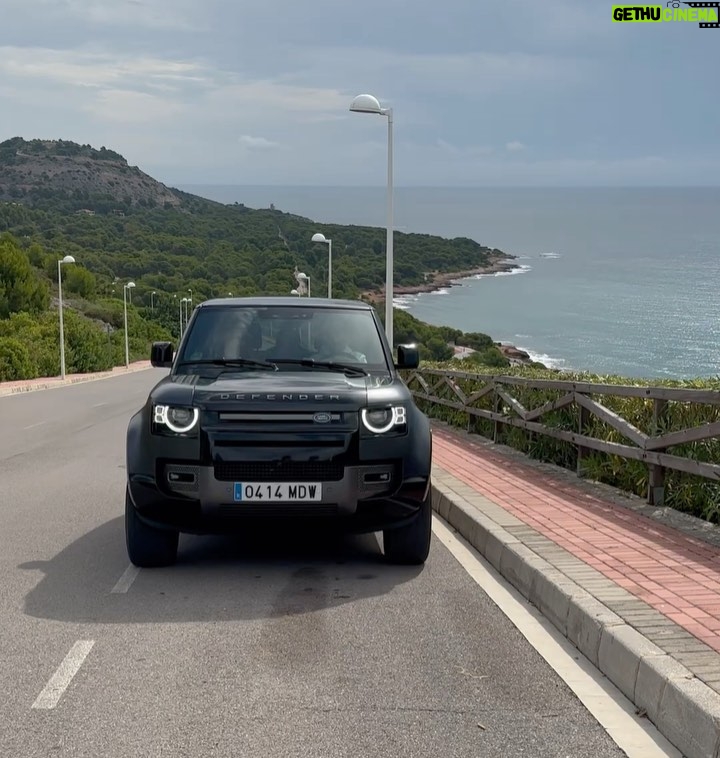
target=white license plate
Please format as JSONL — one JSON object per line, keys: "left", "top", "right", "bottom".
{"left": 233, "top": 482, "right": 323, "bottom": 502}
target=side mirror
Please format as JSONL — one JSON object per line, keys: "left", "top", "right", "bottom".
{"left": 151, "top": 341, "right": 174, "bottom": 368}
{"left": 395, "top": 344, "right": 420, "bottom": 370}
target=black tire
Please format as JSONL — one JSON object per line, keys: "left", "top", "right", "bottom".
{"left": 383, "top": 484, "right": 432, "bottom": 565}
{"left": 125, "top": 487, "right": 179, "bottom": 568}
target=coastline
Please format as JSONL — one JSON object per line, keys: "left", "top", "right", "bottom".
{"left": 362, "top": 253, "right": 550, "bottom": 368}
{"left": 361, "top": 253, "right": 517, "bottom": 304}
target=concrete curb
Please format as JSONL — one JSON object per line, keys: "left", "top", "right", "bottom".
{"left": 0, "top": 362, "right": 154, "bottom": 397}
{"left": 432, "top": 477, "right": 720, "bottom": 758}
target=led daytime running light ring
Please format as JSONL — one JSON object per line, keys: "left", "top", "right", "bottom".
{"left": 155, "top": 405, "right": 199, "bottom": 434}
{"left": 361, "top": 406, "right": 405, "bottom": 434}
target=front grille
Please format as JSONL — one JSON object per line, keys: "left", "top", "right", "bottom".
{"left": 214, "top": 460, "right": 344, "bottom": 482}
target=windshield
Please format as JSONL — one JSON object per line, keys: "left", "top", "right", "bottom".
{"left": 176, "top": 304, "right": 390, "bottom": 373}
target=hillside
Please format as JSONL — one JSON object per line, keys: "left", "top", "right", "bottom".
{"left": 0, "top": 137, "right": 524, "bottom": 380}
{"left": 0, "top": 137, "right": 182, "bottom": 211}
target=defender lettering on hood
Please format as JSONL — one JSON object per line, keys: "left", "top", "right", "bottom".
{"left": 211, "top": 393, "right": 342, "bottom": 401}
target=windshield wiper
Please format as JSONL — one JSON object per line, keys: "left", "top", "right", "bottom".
{"left": 271, "top": 358, "right": 368, "bottom": 376}
{"left": 177, "top": 358, "right": 278, "bottom": 371}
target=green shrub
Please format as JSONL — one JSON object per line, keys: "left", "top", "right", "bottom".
{"left": 0, "top": 336, "right": 34, "bottom": 380}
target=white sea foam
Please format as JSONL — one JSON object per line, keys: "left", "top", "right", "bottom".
{"left": 520, "top": 348, "right": 568, "bottom": 370}
{"left": 393, "top": 294, "right": 419, "bottom": 310}
{"left": 430, "top": 287, "right": 450, "bottom": 295}
{"left": 475, "top": 264, "right": 532, "bottom": 279}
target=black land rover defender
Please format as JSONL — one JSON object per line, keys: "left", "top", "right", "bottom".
{"left": 125, "top": 297, "right": 433, "bottom": 567}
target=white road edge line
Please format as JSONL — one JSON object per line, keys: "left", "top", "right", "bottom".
{"left": 431, "top": 517, "right": 681, "bottom": 758}
{"left": 23, "top": 421, "right": 46, "bottom": 430}
{"left": 111, "top": 564, "right": 140, "bottom": 593}
{"left": 31, "top": 640, "right": 95, "bottom": 710}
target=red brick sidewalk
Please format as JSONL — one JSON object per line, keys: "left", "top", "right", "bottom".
{"left": 433, "top": 427, "right": 720, "bottom": 653}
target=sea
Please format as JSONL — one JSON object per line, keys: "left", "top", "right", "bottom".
{"left": 178, "top": 185, "right": 720, "bottom": 381}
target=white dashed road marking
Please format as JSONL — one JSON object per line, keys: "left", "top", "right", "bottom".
{"left": 31, "top": 640, "right": 95, "bottom": 710}
{"left": 111, "top": 564, "right": 140, "bottom": 593}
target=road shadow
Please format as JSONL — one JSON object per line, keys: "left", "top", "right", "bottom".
{"left": 19, "top": 516, "right": 424, "bottom": 625}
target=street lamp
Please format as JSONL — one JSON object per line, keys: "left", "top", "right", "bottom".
{"left": 290, "top": 288, "right": 300, "bottom": 296}
{"left": 350, "top": 93, "right": 394, "bottom": 348}
{"left": 123, "top": 282, "right": 135, "bottom": 368}
{"left": 57, "top": 255, "right": 75, "bottom": 380}
{"left": 151, "top": 291, "right": 156, "bottom": 312}
{"left": 180, "top": 297, "right": 188, "bottom": 337}
{"left": 311, "top": 233, "right": 332, "bottom": 298}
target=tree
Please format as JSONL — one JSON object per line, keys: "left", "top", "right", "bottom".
{"left": 0, "top": 237, "right": 50, "bottom": 318}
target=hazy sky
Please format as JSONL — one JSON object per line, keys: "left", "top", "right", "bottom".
{"left": 1, "top": 0, "right": 719, "bottom": 186}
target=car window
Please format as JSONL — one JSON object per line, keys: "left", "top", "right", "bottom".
{"left": 178, "top": 305, "right": 390, "bottom": 370}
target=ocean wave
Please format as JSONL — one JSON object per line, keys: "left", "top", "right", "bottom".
{"left": 475, "top": 264, "right": 532, "bottom": 279}
{"left": 539, "top": 252, "right": 561, "bottom": 259}
{"left": 518, "top": 347, "right": 568, "bottom": 370}
{"left": 430, "top": 287, "right": 450, "bottom": 295}
{"left": 393, "top": 294, "right": 419, "bottom": 310}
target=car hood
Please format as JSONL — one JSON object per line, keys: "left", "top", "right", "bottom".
{"left": 150, "top": 369, "right": 403, "bottom": 411}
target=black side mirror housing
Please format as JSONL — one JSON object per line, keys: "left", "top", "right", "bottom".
{"left": 151, "top": 341, "right": 174, "bottom": 368}
{"left": 395, "top": 344, "right": 420, "bottom": 370}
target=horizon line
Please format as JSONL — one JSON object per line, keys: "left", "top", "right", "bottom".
{"left": 173, "top": 183, "right": 720, "bottom": 190}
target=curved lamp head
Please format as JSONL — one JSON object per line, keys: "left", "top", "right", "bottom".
{"left": 297, "top": 272, "right": 308, "bottom": 281}
{"left": 311, "top": 233, "right": 328, "bottom": 243}
{"left": 61, "top": 255, "right": 75, "bottom": 264}
{"left": 350, "top": 94, "right": 384, "bottom": 114}
{"left": 290, "top": 289, "right": 299, "bottom": 295}
{"left": 126, "top": 281, "right": 136, "bottom": 289}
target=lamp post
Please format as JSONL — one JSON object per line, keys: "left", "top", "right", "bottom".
{"left": 57, "top": 255, "right": 75, "bottom": 380}
{"left": 180, "top": 297, "right": 188, "bottom": 338}
{"left": 350, "top": 93, "right": 394, "bottom": 348}
{"left": 123, "top": 282, "right": 135, "bottom": 368}
{"left": 186, "top": 289, "right": 193, "bottom": 328}
{"left": 311, "top": 233, "right": 332, "bottom": 298}
{"left": 151, "top": 291, "right": 156, "bottom": 312}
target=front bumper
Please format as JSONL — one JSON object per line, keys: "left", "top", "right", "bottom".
{"left": 127, "top": 461, "right": 429, "bottom": 534}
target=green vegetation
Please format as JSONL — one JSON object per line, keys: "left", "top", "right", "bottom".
{"left": 0, "top": 137, "right": 125, "bottom": 164}
{"left": 394, "top": 310, "right": 508, "bottom": 366}
{"left": 0, "top": 138, "right": 515, "bottom": 380}
{"left": 0, "top": 235, "right": 171, "bottom": 380}
{"left": 408, "top": 362, "right": 720, "bottom": 523}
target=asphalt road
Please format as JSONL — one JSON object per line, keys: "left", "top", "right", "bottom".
{"left": 0, "top": 369, "right": 628, "bottom": 757}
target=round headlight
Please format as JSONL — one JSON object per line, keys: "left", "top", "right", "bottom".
{"left": 154, "top": 405, "right": 199, "bottom": 434}
{"left": 366, "top": 409, "right": 391, "bottom": 426}
{"left": 361, "top": 406, "right": 405, "bottom": 434}
{"left": 168, "top": 407, "right": 194, "bottom": 427}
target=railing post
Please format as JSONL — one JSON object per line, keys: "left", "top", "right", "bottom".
{"left": 492, "top": 386, "right": 501, "bottom": 443}
{"left": 467, "top": 408, "right": 477, "bottom": 434}
{"left": 648, "top": 398, "right": 668, "bottom": 506}
{"left": 576, "top": 399, "right": 590, "bottom": 477}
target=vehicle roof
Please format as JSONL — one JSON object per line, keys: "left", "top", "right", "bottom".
{"left": 198, "top": 296, "right": 374, "bottom": 310}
